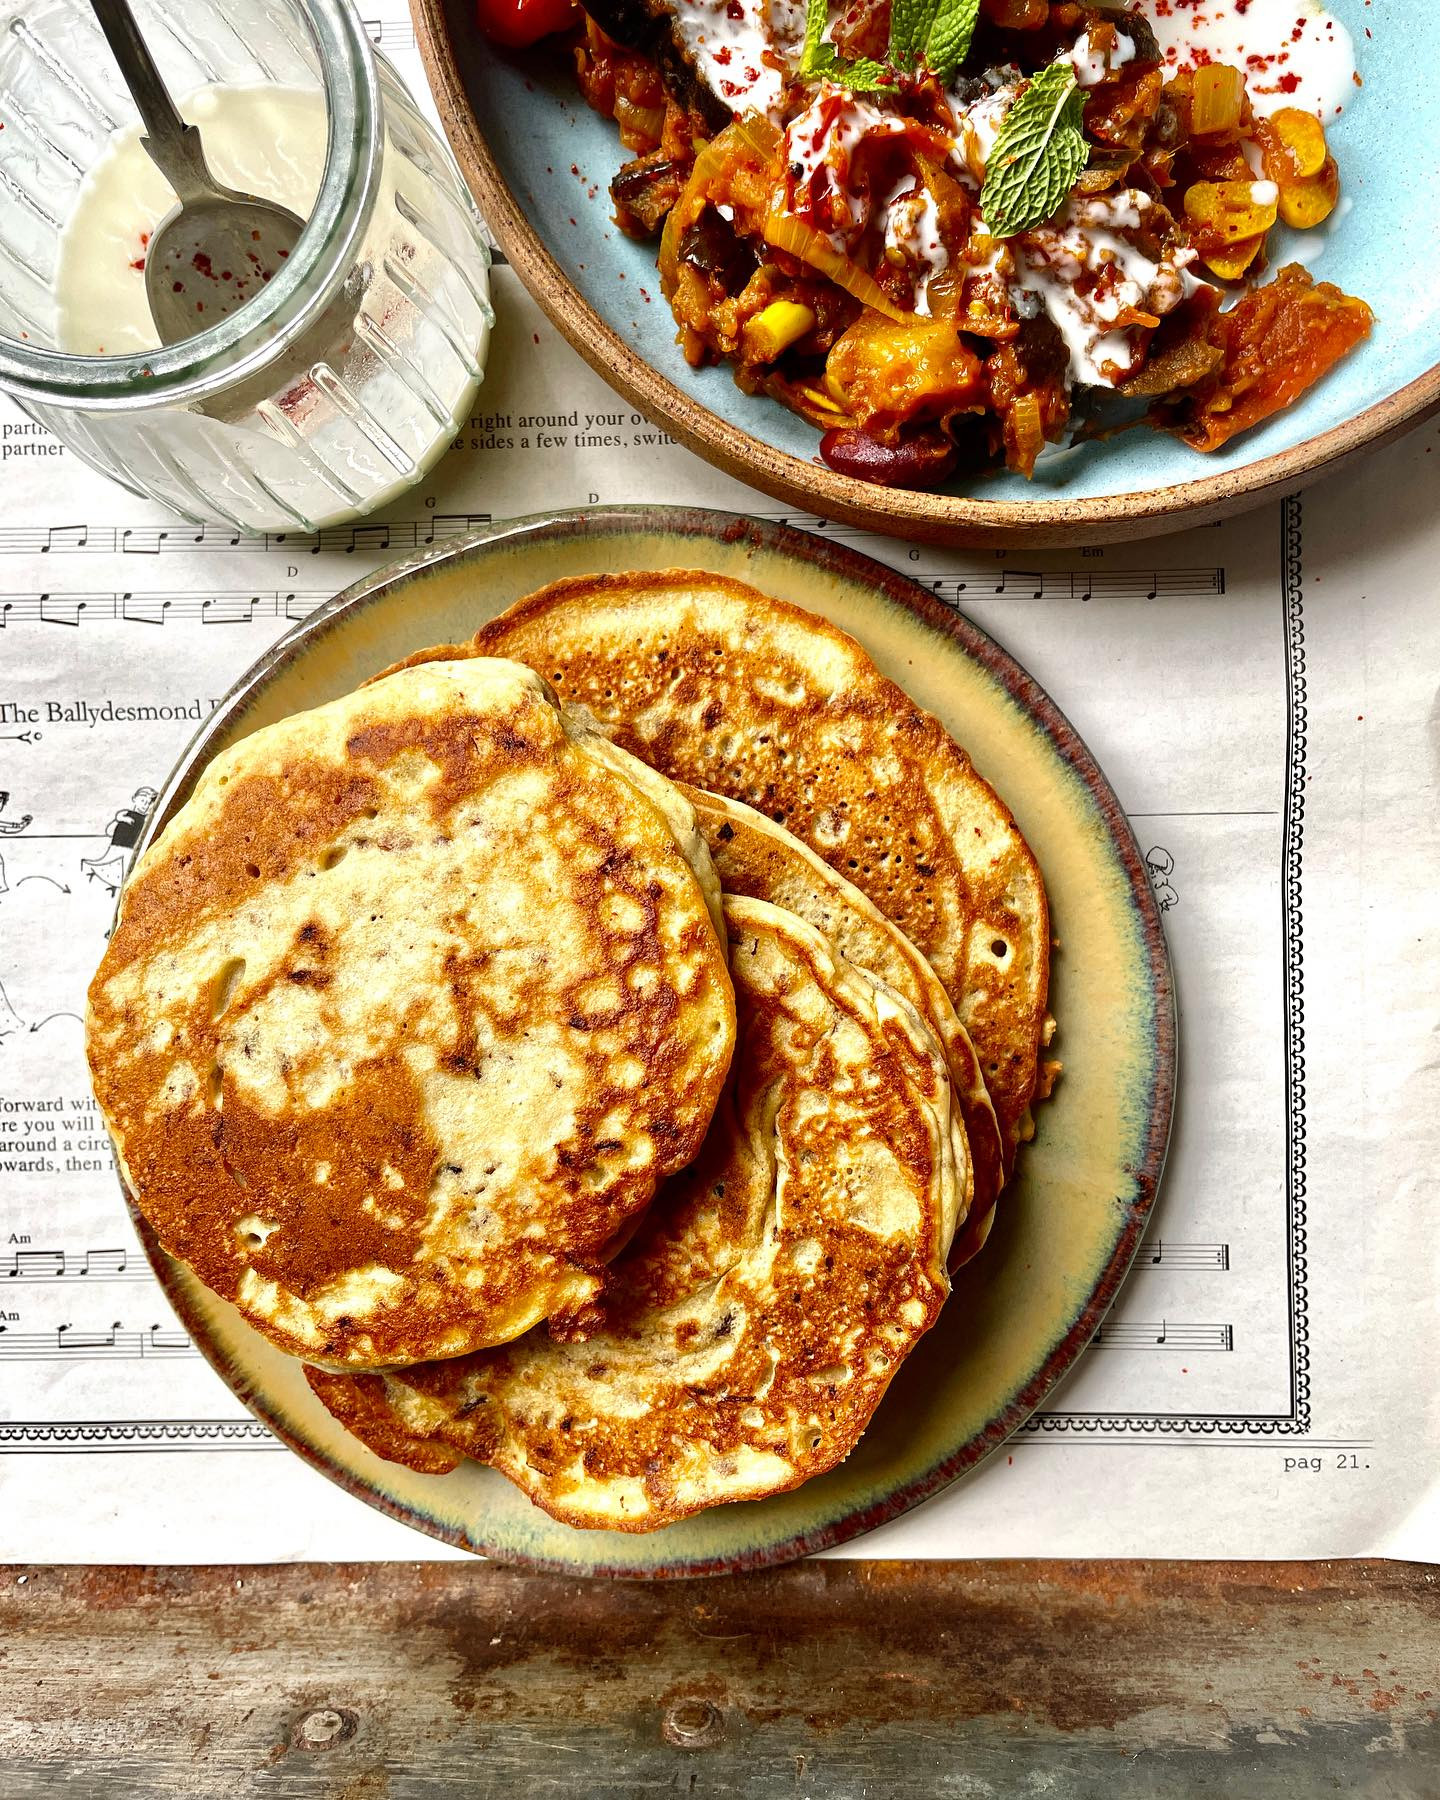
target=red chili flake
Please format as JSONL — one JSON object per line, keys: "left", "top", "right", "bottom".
{"left": 1276, "top": 71, "right": 1300, "bottom": 91}
{"left": 129, "top": 256, "right": 145, "bottom": 271}
{"left": 192, "top": 250, "right": 215, "bottom": 279}
{"left": 532, "top": 331, "right": 540, "bottom": 344}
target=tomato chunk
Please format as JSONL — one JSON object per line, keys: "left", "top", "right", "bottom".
{"left": 477, "top": 0, "right": 577, "bottom": 49}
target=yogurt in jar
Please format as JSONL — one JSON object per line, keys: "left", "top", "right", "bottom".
{"left": 54, "top": 85, "right": 328, "bottom": 355}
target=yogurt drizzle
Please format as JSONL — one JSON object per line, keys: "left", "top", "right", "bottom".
{"left": 1137, "top": 0, "right": 1357, "bottom": 120}
{"left": 672, "top": 0, "right": 791, "bottom": 122}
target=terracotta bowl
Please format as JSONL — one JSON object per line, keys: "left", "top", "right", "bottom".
{"left": 409, "top": 0, "right": 1440, "bottom": 547}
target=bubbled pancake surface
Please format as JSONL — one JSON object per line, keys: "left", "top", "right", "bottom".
{"left": 397, "top": 572, "right": 1051, "bottom": 1163}
{"left": 685, "top": 785, "right": 1003, "bottom": 1267}
{"left": 308, "top": 895, "right": 963, "bottom": 1531}
{"left": 87, "top": 658, "right": 736, "bottom": 1370}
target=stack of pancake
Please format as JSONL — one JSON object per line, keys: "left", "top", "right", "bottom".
{"left": 87, "top": 573, "right": 1055, "bottom": 1533}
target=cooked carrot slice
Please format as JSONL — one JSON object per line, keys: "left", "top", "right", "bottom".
{"left": 1179, "top": 264, "right": 1373, "bottom": 451}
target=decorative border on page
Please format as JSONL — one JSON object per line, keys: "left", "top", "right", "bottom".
{"left": 1027, "top": 495, "right": 1311, "bottom": 1438}
{"left": 0, "top": 1418, "right": 279, "bottom": 1453}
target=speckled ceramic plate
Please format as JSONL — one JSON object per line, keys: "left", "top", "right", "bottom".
{"left": 125, "top": 508, "right": 1174, "bottom": 1576}
{"left": 409, "top": 0, "right": 1440, "bottom": 547}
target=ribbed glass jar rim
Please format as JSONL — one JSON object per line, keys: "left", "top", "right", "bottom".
{"left": 0, "top": 0, "right": 382, "bottom": 412}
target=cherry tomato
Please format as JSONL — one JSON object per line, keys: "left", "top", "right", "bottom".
{"left": 476, "top": 0, "right": 578, "bottom": 48}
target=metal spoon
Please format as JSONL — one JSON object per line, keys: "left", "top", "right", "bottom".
{"left": 88, "top": 0, "right": 306, "bottom": 346}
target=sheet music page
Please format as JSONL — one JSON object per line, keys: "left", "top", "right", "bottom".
{"left": 1, "top": 6, "right": 1436, "bottom": 1564}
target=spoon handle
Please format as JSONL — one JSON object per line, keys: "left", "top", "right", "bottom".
{"left": 87, "top": 0, "right": 216, "bottom": 202}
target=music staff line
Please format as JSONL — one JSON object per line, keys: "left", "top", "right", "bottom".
{"left": 0, "top": 1240, "right": 1229, "bottom": 1284}
{"left": 1138, "top": 1241, "right": 1231, "bottom": 1272}
{"left": 0, "top": 512, "right": 492, "bottom": 559}
{"left": 0, "top": 590, "right": 329, "bottom": 627}
{"left": 1093, "top": 1320, "right": 1234, "bottom": 1352}
{"left": 0, "top": 1324, "right": 195, "bottom": 1360}
{"left": 361, "top": 14, "right": 415, "bottom": 49}
{"left": 0, "top": 514, "right": 1223, "bottom": 603}
{"left": 0, "top": 570, "right": 1225, "bottom": 628}
{"left": 4, "top": 1248, "right": 147, "bottom": 1282}
{"left": 925, "top": 567, "right": 1224, "bottom": 602}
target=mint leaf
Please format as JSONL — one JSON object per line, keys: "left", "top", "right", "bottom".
{"left": 888, "top": 0, "right": 978, "bottom": 81}
{"left": 887, "top": 0, "right": 938, "bottom": 66}
{"left": 980, "top": 61, "right": 1089, "bottom": 238}
{"left": 920, "top": 0, "right": 981, "bottom": 84}
{"left": 797, "top": 0, "right": 892, "bottom": 91}
{"left": 798, "top": 0, "right": 831, "bottom": 79}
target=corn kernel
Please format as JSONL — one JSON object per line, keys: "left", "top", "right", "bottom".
{"left": 1184, "top": 179, "right": 1280, "bottom": 243}
{"left": 743, "top": 300, "right": 817, "bottom": 362}
{"left": 1278, "top": 157, "right": 1340, "bottom": 229}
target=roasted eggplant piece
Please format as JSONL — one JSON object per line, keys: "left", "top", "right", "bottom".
{"left": 583, "top": 0, "right": 732, "bottom": 131}
{"left": 612, "top": 149, "right": 693, "bottom": 237}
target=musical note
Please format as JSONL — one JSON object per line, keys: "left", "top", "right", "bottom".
{"left": 42, "top": 524, "right": 89, "bottom": 553}
{"left": 339, "top": 522, "right": 392, "bottom": 555}
{"left": 5, "top": 1249, "right": 65, "bottom": 1279}
{"left": 121, "top": 593, "right": 173, "bottom": 625}
{"left": 82, "top": 1248, "right": 129, "bottom": 1278}
{"left": 996, "top": 569, "right": 1046, "bottom": 598}
{"left": 39, "top": 593, "right": 90, "bottom": 626}
{"left": 119, "top": 526, "right": 168, "bottom": 555}
{"left": 201, "top": 594, "right": 259, "bottom": 624}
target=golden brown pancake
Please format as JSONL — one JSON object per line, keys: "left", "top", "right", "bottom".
{"left": 686, "top": 785, "right": 1002, "bottom": 1267}
{"left": 382, "top": 571, "right": 1052, "bottom": 1164}
{"left": 87, "top": 657, "right": 736, "bottom": 1370}
{"left": 307, "top": 1367, "right": 462, "bottom": 1474}
{"left": 307, "top": 894, "right": 962, "bottom": 1529}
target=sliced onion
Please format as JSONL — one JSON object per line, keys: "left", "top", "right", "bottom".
{"left": 614, "top": 97, "right": 666, "bottom": 146}
{"left": 1008, "top": 392, "right": 1045, "bottom": 473}
{"left": 763, "top": 208, "right": 909, "bottom": 323}
{"left": 1191, "top": 64, "right": 1245, "bottom": 137}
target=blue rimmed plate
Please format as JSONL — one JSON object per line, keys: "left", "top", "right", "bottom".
{"left": 410, "top": 0, "right": 1440, "bottom": 546}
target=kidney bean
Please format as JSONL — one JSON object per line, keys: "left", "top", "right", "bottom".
{"left": 819, "top": 429, "right": 959, "bottom": 489}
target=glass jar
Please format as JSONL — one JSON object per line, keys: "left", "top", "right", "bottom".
{"left": 0, "top": 0, "right": 493, "bottom": 530}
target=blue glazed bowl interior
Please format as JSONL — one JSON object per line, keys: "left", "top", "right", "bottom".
{"left": 467, "top": 1, "right": 1437, "bottom": 502}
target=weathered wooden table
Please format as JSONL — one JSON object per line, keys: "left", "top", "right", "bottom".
{"left": 3, "top": 1560, "right": 1436, "bottom": 1795}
